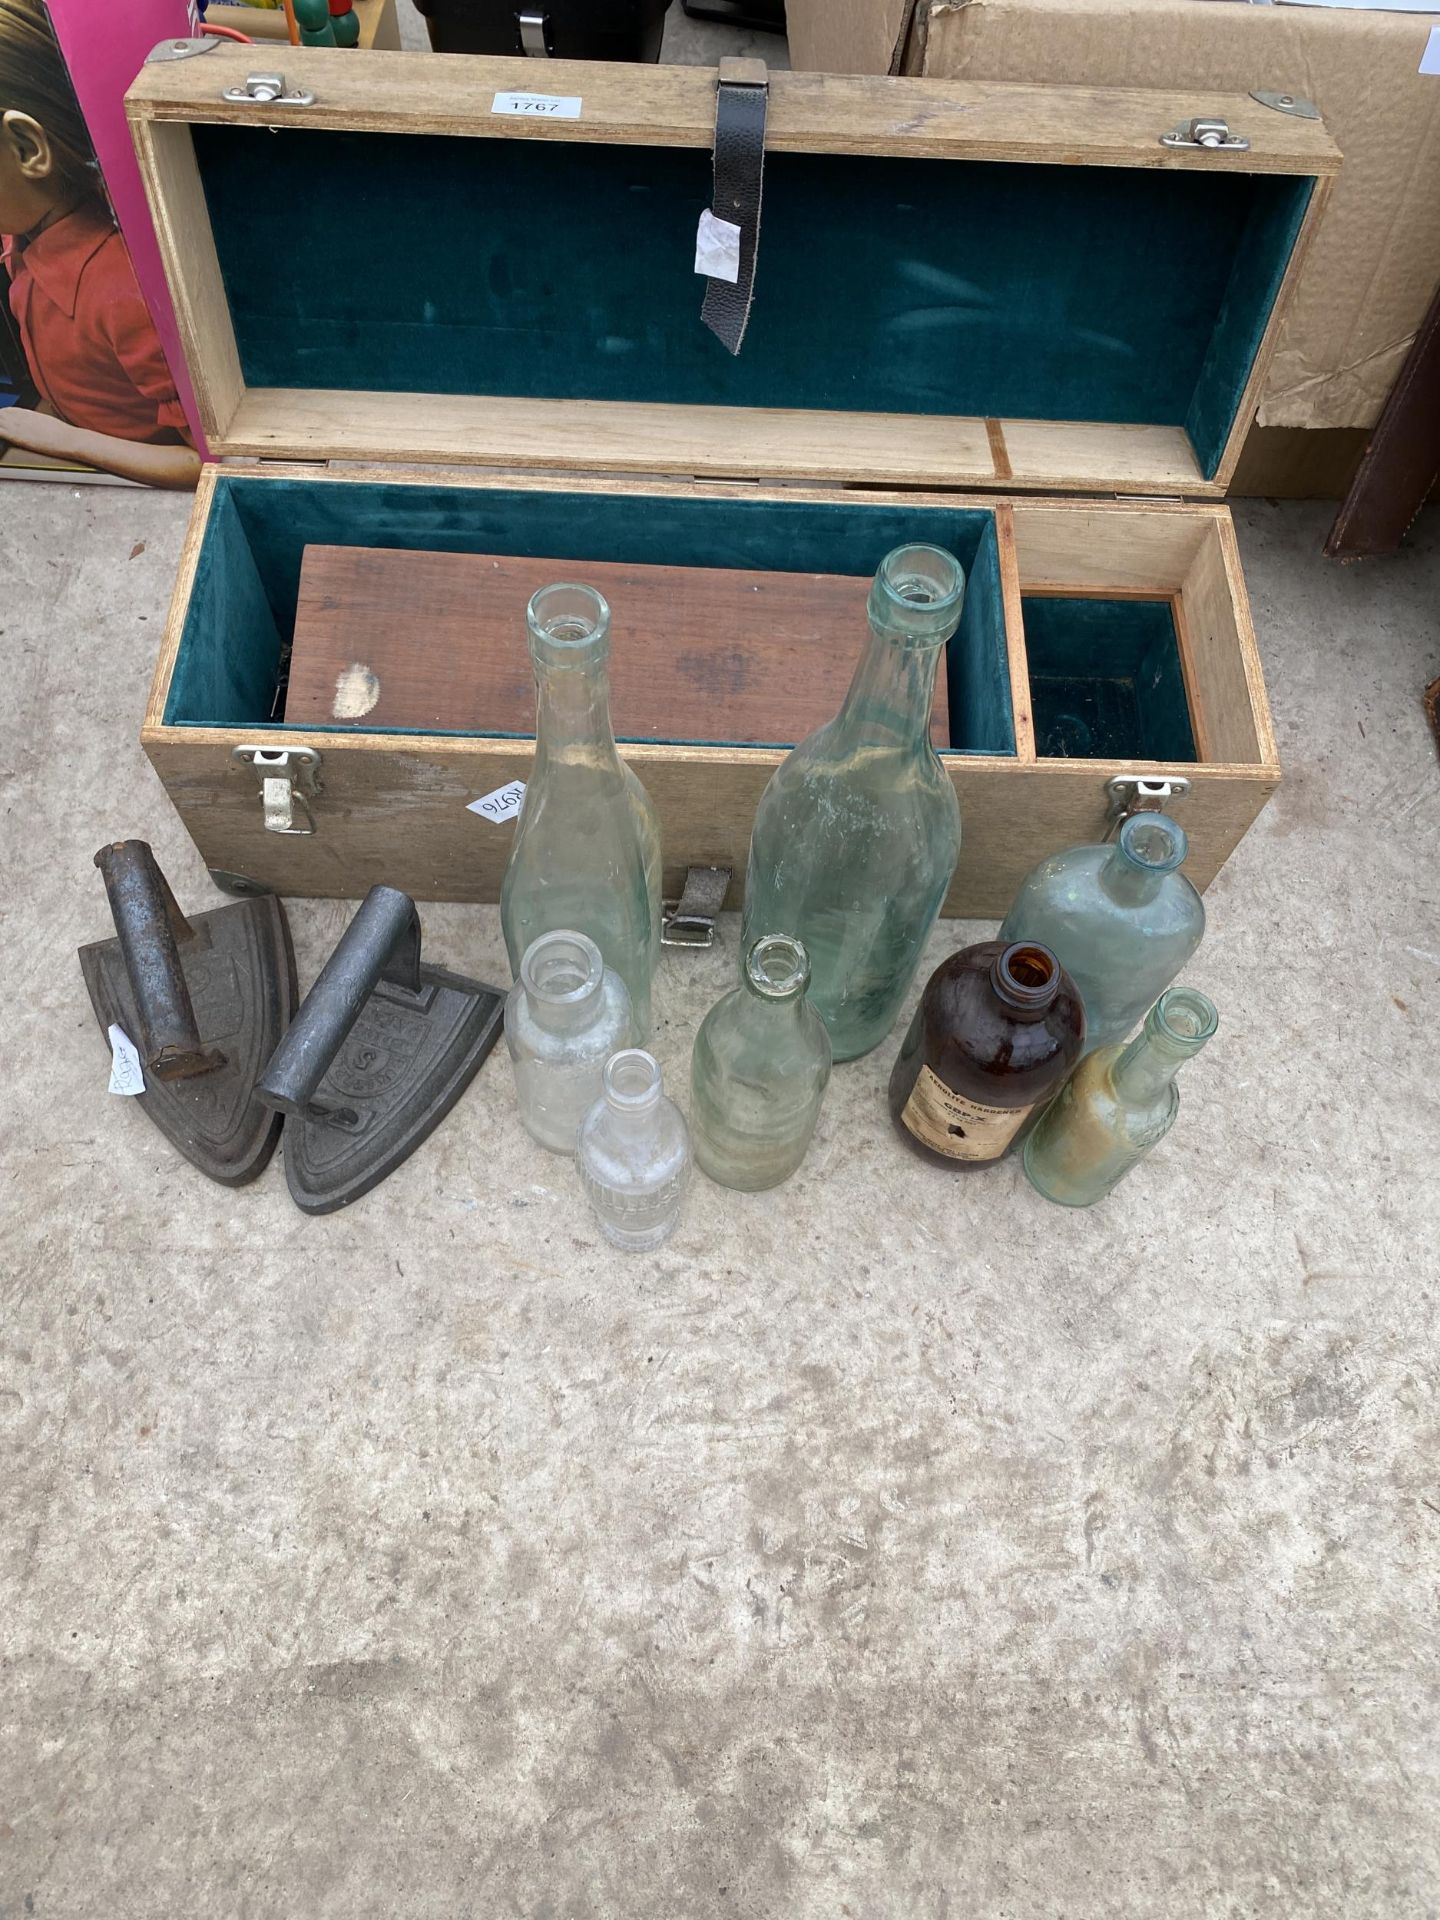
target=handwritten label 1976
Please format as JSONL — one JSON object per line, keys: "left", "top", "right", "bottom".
{"left": 468, "top": 780, "right": 526, "bottom": 824}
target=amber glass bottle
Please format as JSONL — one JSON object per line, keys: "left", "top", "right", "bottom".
{"left": 888, "top": 940, "right": 1085, "bottom": 1168}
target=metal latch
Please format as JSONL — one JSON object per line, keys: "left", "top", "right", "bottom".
{"left": 232, "top": 744, "right": 322, "bottom": 836}
{"left": 222, "top": 72, "right": 316, "bottom": 107}
{"left": 1160, "top": 117, "right": 1249, "bottom": 153}
{"left": 1250, "top": 90, "right": 1320, "bottom": 121}
{"left": 146, "top": 36, "right": 219, "bottom": 62}
{"left": 1106, "top": 775, "right": 1190, "bottom": 835}
{"left": 661, "top": 866, "right": 731, "bottom": 949}
{"left": 518, "top": 10, "right": 550, "bottom": 53}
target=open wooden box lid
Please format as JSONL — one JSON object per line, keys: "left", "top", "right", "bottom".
{"left": 126, "top": 45, "right": 1337, "bottom": 498}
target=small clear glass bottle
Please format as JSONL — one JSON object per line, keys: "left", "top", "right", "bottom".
{"left": 504, "top": 929, "right": 634, "bottom": 1154}
{"left": 576, "top": 1049, "right": 691, "bottom": 1251}
{"left": 690, "top": 933, "right": 832, "bottom": 1192}
{"left": 1024, "top": 986, "right": 1218, "bottom": 1206}
{"left": 500, "top": 583, "right": 662, "bottom": 1041}
{"left": 742, "top": 543, "right": 965, "bottom": 1063}
{"left": 998, "top": 812, "right": 1203, "bottom": 1054}
{"left": 889, "top": 939, "right": 1085, "bottom": 1168}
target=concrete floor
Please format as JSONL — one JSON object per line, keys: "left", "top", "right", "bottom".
{"left": 1, "top": 483, "right": 1437, "bottom": 1918}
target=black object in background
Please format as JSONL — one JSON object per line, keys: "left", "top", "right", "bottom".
{"left": 413, "top": 0, "right": 671, "bottom": 59}
{"left": 682, "top": 0, "right": 785, "bottom": 30}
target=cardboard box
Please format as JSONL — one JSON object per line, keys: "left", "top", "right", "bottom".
{"left": 788, "top": 0, "right": 1440, "bottom": 434}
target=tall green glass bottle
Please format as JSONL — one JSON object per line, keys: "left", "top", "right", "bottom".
{"left": 501, "top": 584, "right": 662, "bottom": 1040}
{"left": 1023, "top": 986, "right": 1218, "bottom": 1206}
{"left": 741, "top": 544, "right": 965, "bottom": 1062}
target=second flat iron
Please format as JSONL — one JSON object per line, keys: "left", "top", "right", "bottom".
{"left": 256, "top": 885, "right": 505, "bottom": 1213}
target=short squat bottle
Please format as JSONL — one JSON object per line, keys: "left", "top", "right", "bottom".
{"left": 576, "top": 1050, "right": 691, "bottom": 1251}
{"left": 690, "top": 934, "right": 832, "bottom": 1192}
{"left": 742, "top": 544, "right": 965, "bottom": 1063}
{"left": 889, "top": 940, "right": 1084, "bottom": 1167}
{"left": 500, "top": 583, "right": 662, "bottom": 1040}
{"left": 505, "top": 929, "right": 634, "bottom": 1154}
{"left": 1025, "top": 986, "right": 1218, "bottom": 1206}
{"left": 999, "top": 812, "right": 1203, "bottom": 1054}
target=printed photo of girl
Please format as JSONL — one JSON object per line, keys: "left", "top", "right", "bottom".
{"left": 0, "top": 0, "right": 198, "bottom": 487}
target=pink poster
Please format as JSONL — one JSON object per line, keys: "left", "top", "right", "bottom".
{"left": 0, "top": 0, "right": 205, "bottom": 486}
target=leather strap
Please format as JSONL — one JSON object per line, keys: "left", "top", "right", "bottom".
{"left": 701, "top": 58, "right": 768, "bottom": 356}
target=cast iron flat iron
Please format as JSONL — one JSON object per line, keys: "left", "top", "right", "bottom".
{"left": 78, "top": 840, "right": 298, "bottom": 1186}
{"left": 255, "top": 885, "right": 504, "bottom": 1214}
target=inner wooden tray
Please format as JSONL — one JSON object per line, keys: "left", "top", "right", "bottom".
{"left": 283, "top": 546, "right": 950, "bottom": 748}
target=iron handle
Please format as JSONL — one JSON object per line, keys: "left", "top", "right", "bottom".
{"left": 92, "top": 841, "right": 224, "bottom": 1080}
{"left": 256, "top": 885, "right": 422, "bottom": 1118}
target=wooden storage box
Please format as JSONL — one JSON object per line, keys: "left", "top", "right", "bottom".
{"left": 126, "top": 47, "right": 1334, "bottom": 913}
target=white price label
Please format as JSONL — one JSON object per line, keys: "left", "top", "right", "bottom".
{"left": 1421, "top": 25, "right": 1440, "bottom": 72}
{"left": 491, "top": 91, "right": 583, "bottom": 119}
{"left": 468, "top": 780, "right": 526, "bottom": 824}
{"left": 108, "top": 1023, "right": 145, "bottom": 1097}
{"left": 695, "top": 208, "right": 742, "bottom": 284}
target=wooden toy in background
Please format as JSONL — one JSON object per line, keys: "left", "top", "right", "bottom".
{"left": 203, "top": 0, "right": 401, "bottom": 46}
{"left": 282, "top": 545, "right": 954, "bottom": 749}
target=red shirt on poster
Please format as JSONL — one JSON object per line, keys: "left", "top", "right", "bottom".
{"left": 2, "top": 202, "right": 191, "bottom": 445}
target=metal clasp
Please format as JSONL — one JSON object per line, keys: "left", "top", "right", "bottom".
{"left": 1160, "top": 117, "right": 1249, "bottom": 152}
{"left": 222, "top": 72, "right": 316, "bottom": 107}
{"left": 232, "top": 744, "right": 322, "bottom": 836}
{"left": 1106, "top": 775, "right": 1190, "bottom": 836}
{"left": 661, "top": 866, "right": 731, "bottom": 949}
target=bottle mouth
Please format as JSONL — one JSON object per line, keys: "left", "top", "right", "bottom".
{"left": 527, "top": 582, "right": 611, "bottom": 664}
{"left": 745, "top": 933, "right": 810, "bottom": 1001}
{"left": 603, "top": 1048, "right": 662, "bottom": 1109}
{"left": 1154, "top": 986, "right": 1218, "bottom": 1047}
{"left": 1119, "top": 812, "right": 1187, "bottom": 875}
{"left": 869, "top": 543, "right": 967, "bottom": 643}
{"left": 520, "top": 929, "right": 604, "bottom": 1007}
{"left": 992, "top": 941, "right": 1060, "bottom": 1012}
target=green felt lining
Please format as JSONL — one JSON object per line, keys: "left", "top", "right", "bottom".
{"left": 165, "top": 476, "right": 1017, "bottom": 755}
{"left": 1022, "top": 595, "right": 1197, "bottom": 763}
{"left": 191, "top": 127, "right": 1314, "bottom": 483}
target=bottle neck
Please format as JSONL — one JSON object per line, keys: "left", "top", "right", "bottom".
{"left": 1099, "top": 837, "right": 1167, "bottom": 907}
{"left": 521, "top": 930, "right": 605, "bottom": 1035}
{"left": 837, "top": 621, "right": 945, "bottom": 752}
{"left": 1112, "top": 988, "right": 1217, "bottom": 1103}
{"left": 988, "top": 942, "right": 1061, "bottom": 1024}
{"left": 600, "top": 1049, "right": 664, "bottom": 1136}
{"left": 533, "top": 652, "right": 620, "bottom": 761}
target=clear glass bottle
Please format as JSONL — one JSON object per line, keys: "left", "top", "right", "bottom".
{"left": 1024, "top": 986, "right": 1218, "bottom": 1206}
{"left": 741, "top": 544, "right": 965, "bottom": 1063}
{"left": 504, "top": 929, "right": 634, "bottom": 1154}
{"left": 690, "top": 933, "right": 832, "bottom": 1192}
{"left": 889, "top": 939, "right": 1085, "bottom": 1168}
{"left": 501, "top": 583, "right": 662, "bottom": 1041}
{"left": 576, "top": 1049, "right": 691, "bottom": 1251}
{"left": 998, "top": 812, "right": 1203, "bottom": 1054}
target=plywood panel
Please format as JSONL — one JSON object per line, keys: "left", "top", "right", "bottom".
{"left": 1180, "top": 520, "right": 1278, "bottom": 767}
{"left": 127, "top": 49, "right": 1339, "bottom": 177}
{"left": 285, "top": 544, "right": 950, "bottom": 748}
{"left": 145, "top": 728, "right": 1277, "bottom": 918}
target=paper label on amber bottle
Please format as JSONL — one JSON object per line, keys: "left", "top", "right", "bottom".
{"left": 900, "top": 1066, "right": 1032, "bottom": 1161}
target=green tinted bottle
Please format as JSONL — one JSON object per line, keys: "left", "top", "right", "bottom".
{"left": 741, "top": 544, "right": 964, "bottom": 1062}
{"left": 690, "top": 934, "right": 832, "bottom": 1191}
{"left": 1024, "top": 986, "right": 1218, "bottom": 1206}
